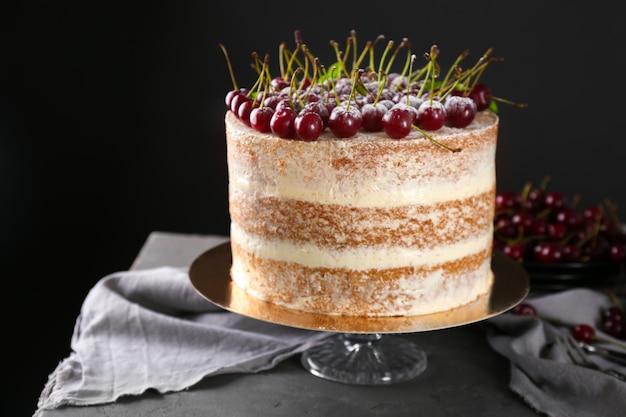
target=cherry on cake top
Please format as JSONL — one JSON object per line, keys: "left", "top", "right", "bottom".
{"left": 221, "top": 30, "right": 525, "bottom": 147}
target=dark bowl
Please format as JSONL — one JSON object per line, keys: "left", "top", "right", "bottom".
{"left": 522, "top": 259, "right": 624, "bottom": 292}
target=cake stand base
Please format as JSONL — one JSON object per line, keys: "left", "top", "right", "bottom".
{"left": 300, "top": 333, "right": 427, "bottom": 385}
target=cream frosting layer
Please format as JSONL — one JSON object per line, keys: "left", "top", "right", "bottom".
{"left": 229, "top": 240, "right": 494, "bottom": 316}
{"left": 230, "top": 222, "right": 493, "bottom": 270}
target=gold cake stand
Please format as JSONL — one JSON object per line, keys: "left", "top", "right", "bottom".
{"left": 189, "top": 242, "right": 529, "bottom": 385}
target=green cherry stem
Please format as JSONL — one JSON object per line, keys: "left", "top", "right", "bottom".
{"left": 218, "top": 43, "right": 238, "bottom": 91}
{"left": 411, "top": 125, "right": 461, "bottom": 153}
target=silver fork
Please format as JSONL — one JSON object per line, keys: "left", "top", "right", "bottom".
{"left": 555, "top": 333, "right": 626, "bottom": 382}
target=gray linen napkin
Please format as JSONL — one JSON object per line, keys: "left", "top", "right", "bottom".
{"left": 35, "top": 266, "right": 332, "bottom": 415}
{"left": 486, "top": 288, "right": 626, "bottom": 417}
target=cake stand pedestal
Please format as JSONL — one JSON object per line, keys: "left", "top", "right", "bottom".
{"left": 300, "top": 333, "right": 427, "bottom": 384}
{"left": 189, "top": 243, "right": 529, "bottom": 385}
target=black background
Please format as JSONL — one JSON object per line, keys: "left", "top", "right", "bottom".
{"left": 3, "top": 1, "right": 626, "bottom": 415}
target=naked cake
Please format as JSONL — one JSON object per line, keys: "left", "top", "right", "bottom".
{"left": 221, "top": 31, "right": 513, "bottom": 317}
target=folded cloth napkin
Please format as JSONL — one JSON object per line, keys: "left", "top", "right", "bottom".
{"left": 486, "top": 288, "right": 626, "bottom": 417}
{"left": 35, "top": 266, "right": 332, "bottom": 415}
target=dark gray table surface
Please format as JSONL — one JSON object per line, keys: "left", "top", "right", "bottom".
{"left": 37, "top": 232, "right": 540, "bottom": 417}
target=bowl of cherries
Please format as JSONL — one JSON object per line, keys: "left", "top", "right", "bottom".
{"left": 493, "top": 178, "right": 626, "bottom": 291}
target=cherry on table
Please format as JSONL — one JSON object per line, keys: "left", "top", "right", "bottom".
{"left": 609, "top": 244, "right": 626, "bottom": 262}
{"left": 511, "top": 302, "right": 537, "bottom": 316}
{"left": 495, "top": 191, "right": 521, "bottom": 210}
{"left": 494, "top": 215, "right": 517, "bottom": 238}
{"left": 571, "top": 323, "right": 596, "bottom": 344}
{"left": 561, "top": 244, "right": 582, "bottom": 262}
{"left": 547, "top": 222, "right": 568, "bottom": 241}
{"left": 602, "top": 306, "right": 625, "bottom": 339}
{"left": 511, "top": 210, "right": 535, "bottom": 233}
{"left": 528, "top": 217, "right": 548, "bottom": 236}
{"left": 533, "top": 241, "right": 563, "bottom": 263}
{"left": 583, "top": 205, "right": 605, "bottom": 221}
{"left": 502, "top": 242, "right": 527, "bottom": 262}
{"left": 544, "top": 191, "right": 567, "bottom": 210}
{"left": 524, "top": 187, "right": 545, "bottom": 212}
{"left": 555, "top": 207, "right": 583, "bottom": 230}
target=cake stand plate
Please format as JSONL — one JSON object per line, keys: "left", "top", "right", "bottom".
{"left": 189, "top": 242, "right": 528, "bottom": 385}
{"left": 188, "top": 242, "right": 529, "bottom": 334}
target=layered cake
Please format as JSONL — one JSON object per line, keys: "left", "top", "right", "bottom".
{"left": 222, "top": 32, "right": 507, "bottom": 317}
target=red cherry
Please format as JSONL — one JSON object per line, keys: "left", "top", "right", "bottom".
{"left": 571, "top": 324, "right": 596, "bottom": 344}
{"left": 561, "top": 244, "right": 583, "bottom": 262}
{"left": 544, "top": 191, "right": 566, "bottom": 210}
{"left": 270, "top": 107, "right": 296, "bottom": 139}
{"left": 528, "top": 217, "right": 548, "bottom": 236}
{"left": 583, "top": 235, "right": 612, "bottom": 261}
{"left": 328, "top": 105, "right": 362, "bottom": 138}
{"left": 271, "top": 77, "right": 289, "bottom": 90}
{"left": 511, "top": 210, "right": 534, "bottom": 233}
{"left": 583, "top": 205, "right": 605, "bottom": 221}
{"left": 237, "top": 99, "right": 254, "bottom": 126}
{"left": 495, "top": 191, "right": 521, "bottom": 211}
{"left": 469, "top": 83, "right": 492, "bottom": 111}
{"left": 511, "top": 302, "right": 536, "bottom": 316}
{"left": 547, "top": 222, "right": 568, "bottom": 240}
{"left": 609, "top": 244, "right": 626, "bottom": 262}
{"left": 361, "top": 102, "right": 388, "bottom": 132}
{"left": 494, "top": 216, "right": 517, "bottom": 238}
{"left": 444, "top": 96, "right": 477, "bottom": 128}
{"left": 602, "top": 306, "right": 624, "bottom": 338}
{"left": 382, "top": 104, "right": 413, "bottom": 139}
{"left": 502, "top": 242, "right": 526, "bottom": 262}
{"left": 604, "top": 306, "right": 625, "bottom": 323}
{"left": 417, "top": 100, "right": 446, "bottom": 131}
{"left": 263, "top": 94, "right": 283, "bottom": 110}
{"left": 533, "top": 241, "right": 563, "bottom": 263}
{"left": 523, "top": 187, "right": 546, "bottom": 212}
{"left": 274, "top": 98, "right": 294, "bottom": 112}
{"left": 225, "top": 88, "right": 248, "bottom": 108}
{"left": 230, "top": 93, "right": 251, "bottom": 115}
{"left": 249, "top": 107, "right": 274, "bottom": 133}
{"left": 303, "top": 101, "right": 330, "bottom": 126}
{"left": 555, "top": 207, "right": 583, "bottom": 230}
{"left": 294, "top": 111, "right": 324, "bottom": 141}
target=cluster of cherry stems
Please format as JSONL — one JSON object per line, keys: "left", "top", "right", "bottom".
{"left": 227, "top": 75, "right": 492, "bottom": 146}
